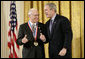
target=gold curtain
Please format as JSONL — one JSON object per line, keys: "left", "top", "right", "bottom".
{"left": 24, "top": 1, "right": 84, "bottom": 58}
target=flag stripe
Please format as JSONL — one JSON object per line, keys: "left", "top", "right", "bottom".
{"left": 8, "top": 1, "right": 20, "bottom": 58}
{"left": 13, "top": 32, "right": 19, "bottom": 49}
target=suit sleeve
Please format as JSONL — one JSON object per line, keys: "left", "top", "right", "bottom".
{"left": 16, "top": 25, "right": 25, "bottom": 45}
{"left": 39, "top": 23, "right": 49, "bottom": 43}
{"left": 16, "top": 23, "right": 35, "bottom": 46}
{"left": 61, "top": 18, "right": 73, "bottom": 49}
{"left": 43, "top": 23, "right": 50, "bottom": 43}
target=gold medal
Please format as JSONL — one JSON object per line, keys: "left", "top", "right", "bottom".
{"left": 34, "top": 41, "right": 38, "bottom": 46}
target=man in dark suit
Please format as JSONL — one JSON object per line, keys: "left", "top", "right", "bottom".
{"left": 16, "top": 8, "right": 46, "bottom": 58}
{"left": 44, "top": 3, "right": 73, "bottom": 58}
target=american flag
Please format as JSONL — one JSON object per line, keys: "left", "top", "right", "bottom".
{"left": 8, "top": 1, "right": 20, "bottom": 58}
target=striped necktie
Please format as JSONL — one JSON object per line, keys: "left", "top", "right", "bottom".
{"left": 32, "top": 24, "right": 36, "bottom": 37}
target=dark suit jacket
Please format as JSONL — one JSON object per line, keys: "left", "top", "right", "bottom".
{"left": 45, "top": 14, "right": 73, "bottom": 58}
{"left": 16, "top": 22, "right": 45, "bottom": 58}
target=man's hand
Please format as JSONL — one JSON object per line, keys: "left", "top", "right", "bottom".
{"left": 22, "top": 35, "right": 28, "bottom": 43}
{"left": 58, "top": 48, "right": 67, "bottom": 56}
{"left": 40, "top": 33, "right": 46, "bottom": 42}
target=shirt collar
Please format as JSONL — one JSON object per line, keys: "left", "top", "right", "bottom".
{"left": 29, "top": 20, "right": 36, "bottom": 26}
{"left": 51, "top": 13, "right": 56, "bottom": 21}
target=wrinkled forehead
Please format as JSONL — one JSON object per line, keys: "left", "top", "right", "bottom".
{"left": 32, "top": 10, "right": 38, "bottom": 13}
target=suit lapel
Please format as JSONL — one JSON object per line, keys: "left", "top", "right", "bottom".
{"left": 26, "top": 23, "right": 35, "bottom": 41}
{"left": 50, "top": 14, "right": 58, "bottom": 38}
{"left": 27, "top": 23, "right": 33, "bottom": 35}
{"left": 36, "top": 25, "right": 40, "bottom": 41}
{"left": 47, "top": 20, "right": 51, "bottom": 38}
{"left": 50, "top": 20, "right": 57, "bottom": 38}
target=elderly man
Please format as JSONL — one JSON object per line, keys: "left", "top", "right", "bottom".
{"left": 44, "top": 3, "right": 73, "bottom": 58}
{"left": 16, "top": 8, "right": 46, "bottom": 58}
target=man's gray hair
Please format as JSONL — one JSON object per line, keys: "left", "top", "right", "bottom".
{"left": 45, "top": 3, "right": 57, "bottom": 12}
{"left": 28, "top": 8, "right": 37, "bottom": 16}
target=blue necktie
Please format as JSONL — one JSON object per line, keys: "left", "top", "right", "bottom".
{"left": 49, "top": 20, "right": 53, "bottom": 33}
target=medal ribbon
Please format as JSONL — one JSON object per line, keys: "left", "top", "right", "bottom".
{"left": 28, "top": 21, "right": 38, "bottom": 41}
